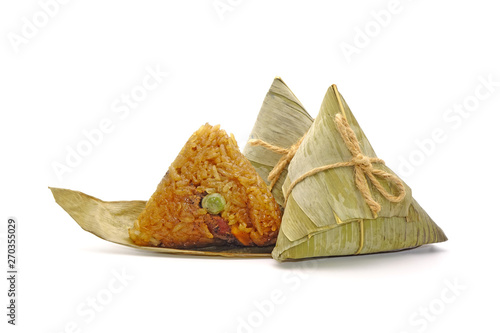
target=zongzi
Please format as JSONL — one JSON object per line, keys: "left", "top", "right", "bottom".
{"left": 129, "top": 123, "right": 282, "bottom": 249}
{"left": 271, "top": 85, "right": 447, "bottom": 260}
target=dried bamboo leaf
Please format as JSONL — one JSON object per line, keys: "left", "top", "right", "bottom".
{"left": 243, "top": 77, "right": 314, "bottom": 206}
{"left": 272, "top": 85, "right": 447, "bottom": 261}
{"left": 50, "top": 187, "right": 273, "bottom": 257}
{"left": 274, "top": 198, "right": 446, "bottom": 260}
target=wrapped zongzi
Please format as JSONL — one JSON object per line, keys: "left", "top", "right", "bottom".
{"left": 271, "top": 85, "right": 447, "bottom": 260}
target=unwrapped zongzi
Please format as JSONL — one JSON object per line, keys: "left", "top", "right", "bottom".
{"left": 129, "top": 124, "right": 282, "bottom": 249}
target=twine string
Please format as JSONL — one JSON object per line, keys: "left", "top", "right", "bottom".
{"left": 248, "top": 113, "right": 406, "bottom": 217}
{"left": 248, "top": 134, "right": 307, "bottom": 191}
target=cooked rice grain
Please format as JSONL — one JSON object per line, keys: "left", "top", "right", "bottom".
{"left": 129, "top": 124, "right": 281, "bottom": 248}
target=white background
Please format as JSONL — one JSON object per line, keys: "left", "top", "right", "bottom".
{"left": 1, "top": 0, "right": 499, "bottom": 332}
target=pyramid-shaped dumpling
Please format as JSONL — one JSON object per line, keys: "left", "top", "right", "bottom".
{"left": 272, "top": 85, "right": 447, "bottom": 260}
{"left": 130, "top": 124, "right": 282, "bottom": 249}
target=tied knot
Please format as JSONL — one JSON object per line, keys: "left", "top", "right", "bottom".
{"left": 330, "top": 113, "right": 406, "bottom": 217}
{"left": 352, "top": 153, "right": 373, "bottom": 170}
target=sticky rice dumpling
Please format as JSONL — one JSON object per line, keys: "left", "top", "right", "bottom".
{"left": 272, "top": 85, "right": 447, "bottom": 260}
{"left": 129, "top": 124, "right": 282, "bottom": 249}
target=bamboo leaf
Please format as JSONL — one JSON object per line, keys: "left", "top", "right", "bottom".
{"left": 243, "top": 77, "right": 314, "bottom": 206}
{"left": 50, "top": 187, "right": 273, "bottom": 257}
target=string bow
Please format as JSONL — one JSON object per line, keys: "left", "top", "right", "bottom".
{"left": 325, "top": 113, "right": 406, "bottom": 217}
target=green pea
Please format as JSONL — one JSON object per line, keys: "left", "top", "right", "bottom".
{"left": 202, "top": 193, "right": 226, "bottom": 214}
